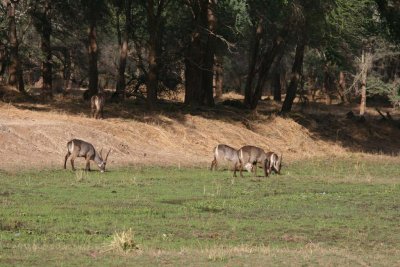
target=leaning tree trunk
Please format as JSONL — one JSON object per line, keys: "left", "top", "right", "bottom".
{"left": 113, "top": 0, "right": 131, "bottom": 101}
{"left": 41, "top": 0, "right": 52, "bottom": 98}
{"left": 244, "top": 18, "right": 263, "bottom": 108}
{"left": 281, "top": 37, "right": 306, "bottom": 113}
{"left": 7, "top": 0, "right": 24, "bottom": 92}
{"left": 84, "top": 18, "right": 99, "bottom": 100}
{"left": 250, "top": 34, "right": 286, "bottom": 110}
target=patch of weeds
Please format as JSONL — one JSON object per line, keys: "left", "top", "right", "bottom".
{"left": 0, "top": 220, "right": 23, "bottom": 231}
{"left": 74, "top": 170, "right": 87, "bottom": 182}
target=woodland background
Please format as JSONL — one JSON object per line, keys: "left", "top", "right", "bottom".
{"left": 0, "top": 0, "right": 399, "bottom": 114}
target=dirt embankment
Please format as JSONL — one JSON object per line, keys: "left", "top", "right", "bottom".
{"left": 0, "top": 95, "right": 399, "bottom": 171}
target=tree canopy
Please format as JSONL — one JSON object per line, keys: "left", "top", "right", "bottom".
{"left": 0, "top": 0, "right": 399, "bottom": 112}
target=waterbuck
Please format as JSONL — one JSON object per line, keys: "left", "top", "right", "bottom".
{"left": 210, "top": 144, "right": 252, "bottom": 177}
{"left": 265, "top": 152, "right": 282, "bottom": 176}
{"left": 64, "top": 139, "right": 111, "bottom": 172}
{"left": 237, "top": 145, "right": 269, "bottom": 177}
{"left": 91, "top": 93, "right": 105, "bottom": 119}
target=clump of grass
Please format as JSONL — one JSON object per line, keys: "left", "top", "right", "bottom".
{"left": 106, "top": 228, "right": 140, "bottom": 253}
{"left": 206, "top": 246, "right": 227, "bottom": 262}
{"left": 75, "top": 170, "right": 86, "bottom": 182}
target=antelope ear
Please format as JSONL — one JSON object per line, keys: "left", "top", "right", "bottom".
{"left": 105, "top": 148, "right": 111, "bottom": 162}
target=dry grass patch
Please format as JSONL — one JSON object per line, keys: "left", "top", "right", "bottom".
{"left": 103, "top": 228, "right": 140, "bottom": 254}
{"left": 4, "top": 91, "right": 398, "bottom": 171}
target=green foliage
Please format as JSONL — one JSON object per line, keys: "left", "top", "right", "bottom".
{"left": 325, "top": 0, "right": 378, "bottom": 67}
{"left": 367, "top": 76, "right": 400, "bottom": 107}
{"left": 0, "top": 159, "right": 399, "bottom": 265}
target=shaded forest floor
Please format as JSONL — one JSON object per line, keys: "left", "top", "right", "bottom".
{"left": 1, "top": 87, "right": 400, "bottom": 171}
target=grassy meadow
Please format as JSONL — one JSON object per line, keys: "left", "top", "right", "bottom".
{"left": 0, "top": 158, "right": 399, "bottom": 266}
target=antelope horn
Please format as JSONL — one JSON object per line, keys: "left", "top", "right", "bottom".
{"left": 105, "top": 148, "right": 111, "bottom": 162}
{"left": 99, "top": 148, "right": 103, "bottom": 158}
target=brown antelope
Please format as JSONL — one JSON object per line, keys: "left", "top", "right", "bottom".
{"left": 265, "top": 152, "right": 282, "bottom": 176}
{"left": 211, "top": 144, "right": 252, "bottom": 177}
{"left": 91, "top": 93, "right": 105, "bottom": 119}
{"left": 237, "top": 145, "right": 269, "bottom": 177}
{"left": 64, "top": 139, "right": 111, "bottom": 172}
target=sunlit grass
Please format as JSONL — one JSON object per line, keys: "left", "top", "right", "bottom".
{"left": 0, "top": 158, "right": 399, "bottom": 266}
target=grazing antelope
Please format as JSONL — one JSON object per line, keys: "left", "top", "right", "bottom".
{"left": 91, "top": 93, "right": 105, "bottom": 119}
{"left": 265, "top": 152, "right": 282, "bottom": 176}
{"left": 211, "top": 144, "right": 251, "bottom": 177}
{"left": 237, "top": 145, "right": 269, "bottom": 177}
{"left": 64, "top": 139, "right": 111, "bottom": 172}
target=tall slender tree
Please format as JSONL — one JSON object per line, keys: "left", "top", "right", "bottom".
{"left": 41, "top": 0, "right": 52, "bottom": 98}
{"left": 81, "top": 0, "right": 108, "bottom": 100}
{"left": 145, "top": 0, "right": 167, "bottom": 109}
{"left": 31, "top": 0, "right": 53, "bottom": 98}
{"left": 6, "top": 0, "right": 24, "bottom": 92}
{"left": 281, "top": 31, "right": 306, "bottom": 113}
{"left": 113, "top": 0, "right": 132, "bottom": 101}
{"left": 184, "top": 0, "right": 216, "bottom": 107}
{"left": 243, "top": 0, "right": 294, "bottom": 110}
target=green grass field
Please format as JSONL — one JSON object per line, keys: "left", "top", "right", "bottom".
{"left": 1, "top": 158, "right": 399, "bottom": 266}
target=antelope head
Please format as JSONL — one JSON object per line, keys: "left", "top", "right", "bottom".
{"left": 98, "top": 148, "right": 111, "bottom": 172}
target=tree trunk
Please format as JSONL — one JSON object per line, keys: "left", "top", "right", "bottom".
{"left": 360, "top": 50, "right": 368, "bottom": 116}
{"left": 51, "top": 46, "right": 70, "bottom": 91}
{"left": 184, "top": 0, "right": 216, "bottom": 107}
{"left": 201, "top": 0, "right": 216, "bottom": 107}
{"left": 146, "top": 0, "right": 166, "bottom": 109}
{"left": 323, "top": 65, "right": 335, "bottom": 105}
{"left": 147, "top": 38, "right": 158, "bottom": 108}
{"left": 7, "top": 0, "right": 24, "bottom": 92}
{"left": 214, "top": 55, "right": 223, "bottom": 99}
{"left": 281, "top": 38, "right": 306, "bottom": 113}
{"left": 41, "top": 0, "right": 52, "bottom": 98}
{"left": 337, "top": 71, "right": 348, "bottom": 103}
{"left": 64, "top": 49, "right": 71, "bottom": 91}
{"left": 184, "top": 33, "right": 203, "bottom": 105}
{"left": 0, "top": 42, "right": 6, "bottom": 79}
{"left": 250, "top": 34, "right": 286, "bottom": 109}
{"left": 113, "top": 0, "right": 131, "bottom": 101}
{"left": 84, "top": 19, "right": 99, "bottom": 100}
{"left": 244, "top": 18, "right": 263, "bottom": 108}
{"left": 273, "top": 71, "right": 282, "bottom": 102}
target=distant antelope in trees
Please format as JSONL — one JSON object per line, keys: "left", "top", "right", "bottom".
{"left": 91, "top": 93, "right": 105, "bottom": 119}
{"left": 265, "top": 152, "right": 282, "bottom": 176}
{"left": 210, "top": 144, "right": 252, "bottom": 177}
{"left": 237, "top": 145, "right": 270, "bottom": 177}
{"left": 64, "top": 139, "right": 111, "bottom": 172}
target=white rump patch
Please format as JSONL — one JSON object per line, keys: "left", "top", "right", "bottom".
{"left": 244, "top": 163, "right": 253, "bottom": 172}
